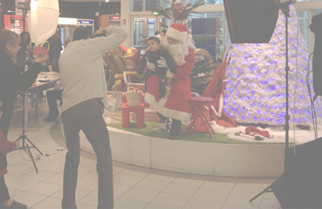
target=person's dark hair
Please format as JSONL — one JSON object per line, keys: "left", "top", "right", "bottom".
{"left": 147, "top": 36, "right": 160, "bottom": 44}
{"left": 73, "top": 27, "right": 90, "bottom": 41}
{"left": 20, "top": 32, "right": 31, "bottom": 46}
{"left": 161, "top": 29, "right": 167, "bottom": 34}
{"left": 154, "top": 31, "right": 161, "bottom": 35}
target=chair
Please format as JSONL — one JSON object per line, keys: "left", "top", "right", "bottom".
{"left": 184, "top": 96, "right": 216, "bottom": 138}
{"left": 121, "top": 92, "right": 145, "bottom": 128}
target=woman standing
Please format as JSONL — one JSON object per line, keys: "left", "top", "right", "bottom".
{"left": 0, "top": 29, "right": 47, "bottom": 209}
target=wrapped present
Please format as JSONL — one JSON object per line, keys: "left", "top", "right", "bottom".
{"left": 133, "top": 108, "right": 160, "bottom": 122}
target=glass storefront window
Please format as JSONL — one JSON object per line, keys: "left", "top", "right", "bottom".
{"left": 133, "top": 17, "right": 155, "bottom": 50}
{"left": 132, "top": 0, "right": 143, "bottom": 11}
{"left": 158, "top": 17, "right": 171, "bottom": 32}
{"left": 188, "top": 12, "right": 223, "bottom": 59}
{"left": 130, "top": 0, "right": 173, "bottom": 12}
{"left": 188, "top": 0, "right": 222, "bottom": 4}
{"left": 298, "top": 11, "right": 310, "bottom": 50}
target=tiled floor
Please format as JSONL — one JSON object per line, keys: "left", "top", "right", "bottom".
{"left": 3, "top": 98, "right": 281, "bottom": 209}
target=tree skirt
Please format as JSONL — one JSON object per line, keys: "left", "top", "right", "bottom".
{"left": 211, "top": 121, "right": 322, "bottom": 144}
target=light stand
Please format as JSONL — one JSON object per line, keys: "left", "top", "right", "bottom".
{"left": 249, "top": 5, "right": 290, "bottom": 202}
{"left": 15, "top": 4, "right": 42, "bottom": 173}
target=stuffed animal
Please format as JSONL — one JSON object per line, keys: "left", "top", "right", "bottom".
{"left": 112, "top": 49, "right": 141, "bottom": 91}
{"left": 31, "top": 40, "right": 50, "bottom": 64}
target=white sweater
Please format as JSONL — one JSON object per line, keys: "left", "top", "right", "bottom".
{"left": 59, "top": 26, "right": 128, "bottom": 113}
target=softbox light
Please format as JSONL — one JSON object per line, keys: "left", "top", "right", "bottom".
{"left": 27, "top": 0, "right": 59, "bottom": 46}
{"left": 310, "top": 13, "right": 322, "bottom": 97}
{"left": 271, "top": 138, "right": 322, "bottom": 208}
{"left": 223, "top": 0, "right": 280, "bottom": 43}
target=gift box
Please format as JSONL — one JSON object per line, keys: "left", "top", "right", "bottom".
{"left": 145, "top": 109, "right": 161, "bottom": 122}
{"left": 133, "top": 108, "right": 160, "bottom": 122}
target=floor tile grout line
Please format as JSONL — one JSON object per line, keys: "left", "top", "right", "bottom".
{"left": 142, "top": 171, "right": 185, "bottom": 209}
{"left": 180, "top": 174, "right": 211, "bottom": 209}
{"left": 220, "top": 177, "right": 240, "bottom": 209}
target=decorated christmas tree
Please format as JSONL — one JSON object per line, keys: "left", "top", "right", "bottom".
{"left": 223, "top": 6, "right": 322, "bottom": 126}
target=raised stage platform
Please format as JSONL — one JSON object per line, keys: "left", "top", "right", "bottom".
{"left": 73, "top": 112, "right": 321, "bottom": 178}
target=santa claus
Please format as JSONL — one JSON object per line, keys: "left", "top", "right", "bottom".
{"left": 144, "top": 23, "right": 196, "bottom": 139}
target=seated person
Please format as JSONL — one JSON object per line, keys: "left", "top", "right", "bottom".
{"left": 44, "top": 80, "right": 62, "bottom": 122}
{"left": 138, "top": 36, "right": 177, "bottom": 98}
{"left": 44, "top": 55, "right": 63, "bottom": 122}
{"left": 143, "top": 23, "right": 196, "bottom": 139}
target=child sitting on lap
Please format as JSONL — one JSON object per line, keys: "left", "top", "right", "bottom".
{"left": 138, "top": 36, "right": 177, "bottom": 98}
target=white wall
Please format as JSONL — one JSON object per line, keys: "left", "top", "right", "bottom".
{"left": 120, "top": 0, "right": 130, "bottom": 48}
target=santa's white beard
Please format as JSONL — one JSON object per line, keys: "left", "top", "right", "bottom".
{"left": 162, "top": 37, "right": 189, "bottom": 66}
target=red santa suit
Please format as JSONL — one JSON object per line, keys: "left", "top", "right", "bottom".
{"left": 144, "top": 23, "right": 196, "bottom": 122}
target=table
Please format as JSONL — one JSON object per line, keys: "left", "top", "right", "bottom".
{"left": 28, "top": 72, "right": 61, "bottom": 114}
{"left": 24, "top": 72, "right": 61, "bottom": 131}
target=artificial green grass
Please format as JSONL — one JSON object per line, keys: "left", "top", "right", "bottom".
{"left": 107, "top": 121, "right": 261, "bottom": 144}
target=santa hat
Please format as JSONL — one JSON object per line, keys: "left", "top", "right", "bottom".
{"left": 166, "top": 23, "right": 192, "bottom": 42}
{"left": 126, "top": 49, "right": 141, "bottom": 67}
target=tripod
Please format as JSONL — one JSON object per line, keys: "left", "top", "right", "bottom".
{"left": 249, "top": 5, "right": 291, "bottom": 203}
{"left": 15, "top": 8, "right": 43, "bottom": 173}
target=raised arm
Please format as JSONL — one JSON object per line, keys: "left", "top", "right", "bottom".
{"left": 86, "top": 26, "right": 129, "bottom": 54}
{"left": 8, "top": 63, "right": 43, "bottom": 91}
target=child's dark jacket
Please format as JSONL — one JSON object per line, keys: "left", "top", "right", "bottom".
{"left": 138, "top": 48, "right": 177, "bottom": 76}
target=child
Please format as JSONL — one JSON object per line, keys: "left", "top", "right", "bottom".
{"left": 138, "top": 36, "right": 177, "bottom": 98}
{"left": 0, "top": 107, "right": 25, "bottom": 209}
{"left": 113, "top": 50, "right": 141, "bottom": 91}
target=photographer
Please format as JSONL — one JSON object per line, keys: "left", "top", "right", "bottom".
{"left": 59, "top": 26, "right": 128, "bottom": 209}
{"left": 0, "top": 29, "right": 47, "bottom": 209}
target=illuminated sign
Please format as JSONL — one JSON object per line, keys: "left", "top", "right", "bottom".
{"left": 78, "top": 20, "right": 93, "bottom": 25}
{"left": 147, "top": 19, "right": 155, "bottom": 24}
{"left": 3, "top": 15, "right": 27, "bottom": 34}
{"left": 110, "top": 16, "right": 120, "bottom": 21}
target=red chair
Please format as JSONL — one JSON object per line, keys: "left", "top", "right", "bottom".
{"left": 122, "top": 93, "right": 145, "bottom": 128}
{"left": 184, "top": 96, "right": 216, "bottom": 138}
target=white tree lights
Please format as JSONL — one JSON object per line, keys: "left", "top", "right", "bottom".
{"left": 224, "top": 6, "right": 322, "bottom": 126}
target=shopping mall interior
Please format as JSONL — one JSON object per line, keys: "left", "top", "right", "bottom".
{"left": 0, "top": 0, "right": 322, "bottom": 208}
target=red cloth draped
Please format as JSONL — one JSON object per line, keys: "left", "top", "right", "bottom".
{"left": 194, "top": 53, "right": 237, "bottom": 132}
